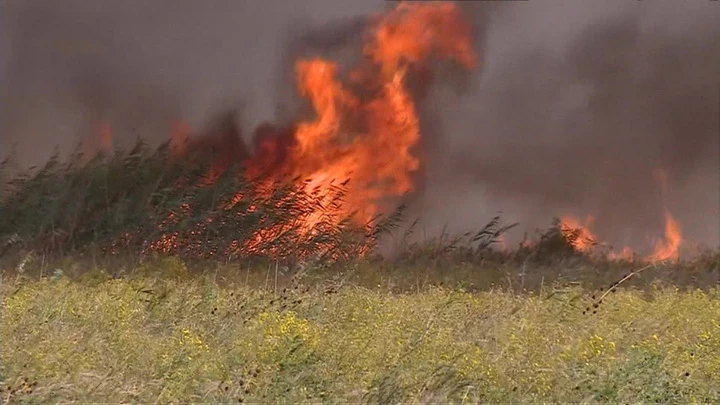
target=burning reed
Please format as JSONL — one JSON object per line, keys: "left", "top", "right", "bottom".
{"left": 0, "top": 140, "right": 401, "bottom": 267}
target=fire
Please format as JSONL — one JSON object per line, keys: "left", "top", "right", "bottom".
{"left": 647, "top": 210, "right": 682, "bottom": 262}
{"left": 560, "top": 215, "right": 597, "bottom": 253}
{"left": 366, "top": 2, "right": 476, "bottom": 79}
{"left": 84, "top": 1, "right": 690, "bottom": 264}
{"left": 553, "top": 166, "right": 684, "bottom": 263}
{"left": 217, "top": 3, "right": 472, "bottom": 230}
{"left": 122, "top": 1, "right": 476, "bottom": 258}
{"left": 646, "top": 167, "right": 682, "bottom": 262}
{"left": 271, "top": 2, "right": 476, "bottom": 226}
{"left": 557, "top": 211, "right": 682, "bottom": 263}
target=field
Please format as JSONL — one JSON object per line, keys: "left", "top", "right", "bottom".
{"left": 2, "top": 255, "right": 720, "bottom": 404}
{"left": 1, "top": 135, "right": 720, "bottom": 404}
{"left": 3, "top": 1, "right": 720, "bottom": 403}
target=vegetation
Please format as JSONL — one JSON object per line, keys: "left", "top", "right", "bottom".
{"left": 2, "top": 142, "right": 720, "bottom": 403}
{"left": 0, "top": 139, "right": 398, "bottom": 267}
{"left": 2, "top": 261, "right": 720, "bottom": 403}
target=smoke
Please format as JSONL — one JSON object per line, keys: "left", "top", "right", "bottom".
{"left": 0, "top": 0, "right": 386, "bottom": 166}
{"left": 1, "top": 1, "right": 719, "bottom": 250}
{"left": 415, "top": 1, "right": 720, "bottom": 251}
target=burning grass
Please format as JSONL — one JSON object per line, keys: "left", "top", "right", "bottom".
{"left": 0, "top": 140, "right": 404, "bottom": 267}
{"left": 2, "top": 143, "right": 720, "bottom": 403}
{"left": 1, "top": 1, "right": 719, "bottom": 401}
{"left": 0, "top": 1, "right": 479, "bottom": 269}
{"left": 1, "top": 139, "right": 719, "bottom": 289}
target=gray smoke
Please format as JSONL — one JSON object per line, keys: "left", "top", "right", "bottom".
{"left": 416, "top": 1, "right": 720, "bottom": 252}
{"left": 0, "top": 0, "right": 386, "bottom": 165}
{"left": 1, "top": 0, "right": 718, "bottom": 252}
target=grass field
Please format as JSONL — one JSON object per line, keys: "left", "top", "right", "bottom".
{"left": 2, "top": 137, "right": 720, "bottom": 404}
{"left": 2, "top": 257, "right": 720, "bottom": 404}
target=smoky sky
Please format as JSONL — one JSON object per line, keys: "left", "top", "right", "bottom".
{"left": 1, "top": 0, "right": 719, "bottom": 252}
{"left": 418, "top": 0, "right": 720, "bottom": 251}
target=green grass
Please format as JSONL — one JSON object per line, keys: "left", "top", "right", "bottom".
{"left": 2, "top": 258, "right": 720, "bottom": 404}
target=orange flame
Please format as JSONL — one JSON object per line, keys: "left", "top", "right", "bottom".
{"left": 232, "top": 1, "right": 476, "bottom": 234}
{"left": 557, "top": 167, "right": 684, "bottom": 262}
{"left": 646, "top": 210, "right": 682, "bottom": 262}
{"left": 278, "top": 2, "right": 475, "bottom": 226}
{"left": 560, "top": 215, "right": 597, "bottom": 253}
{"left": 646, "top": 167, "right": 682, "bottom": 262}
{"left": 145, "top": 2, "right": 477, "bottom": 257}
{"left": 365, "top": 2, "right": 476, "bottom": 79}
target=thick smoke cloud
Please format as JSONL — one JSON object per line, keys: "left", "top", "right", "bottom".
{"left": 417, "top": 1, "right": 720, "bottom": 251}
{"left": 1, "top": 1, "right": 718, "bottom": 251}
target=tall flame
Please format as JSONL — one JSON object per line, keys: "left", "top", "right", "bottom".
{"left": 247, "top": 1, "right": 476, "bottom": 226}
{"left": 647, "top": 210, "right": 682, "bottom": 262}
{"left": 647, "top": 168, "right": 682, "bottom": 262}
{"left": 137, "top": 2, "right": 478, "bottom": 256}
